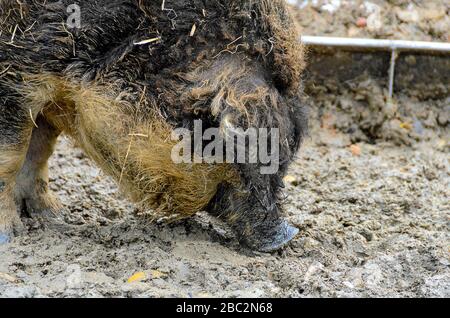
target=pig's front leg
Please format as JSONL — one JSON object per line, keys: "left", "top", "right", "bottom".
{"left": 0, "top": 185, "right": 20, "bottom": 244}
{"left": 0, "top": 105, "right": 32, "bottom": 244}
{"left": 0, "top": 176, "right": 24, "bottom": 244}
{"left": 14, "top": 116, "right": 62, "bottom": 221}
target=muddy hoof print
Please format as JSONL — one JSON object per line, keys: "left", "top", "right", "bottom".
{"left": 244, "top": 220, "right": 299, "bottom": 253}
{"left": 0, "top": 232, "right": 11, "bottom": 245}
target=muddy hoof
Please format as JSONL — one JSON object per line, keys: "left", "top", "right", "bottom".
{"left": 0, "top": 232, "right": 11, "bottom": 245}
{"left": 244, "top": 220, "right": 299, "bottom": 252}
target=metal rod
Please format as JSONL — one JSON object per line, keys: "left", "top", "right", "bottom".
{"left": 388, "top": 49, "right": 398, "bottom": 100}
{"left": 301, "top": 36, "right": 450, "bottom": 54}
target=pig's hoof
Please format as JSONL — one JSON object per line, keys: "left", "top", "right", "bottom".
{"left": 244, "top": 220, "right": 299, "bottom": 252}
{"left": 16, "top": 192, "right": 62, "bottom": 219}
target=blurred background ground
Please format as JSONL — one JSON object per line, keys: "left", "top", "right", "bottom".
{"left": 290, "top": 0, "right": 449, "bottom": 42}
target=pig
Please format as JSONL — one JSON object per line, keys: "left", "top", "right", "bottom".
{"left": 0, "top": 0, "right": 307, "bottom": 251}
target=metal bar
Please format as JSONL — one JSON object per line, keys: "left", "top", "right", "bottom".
{"left": 388, "top": 49, "right": 398, "bottom": 100}
{"left": 301, "top": 36, "right": 450, "bottom": 54}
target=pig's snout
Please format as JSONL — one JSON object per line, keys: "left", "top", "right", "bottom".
{"left": 208, "top": 183, "right": 299, "bottom": 252}
{"left": 230, "top": 206, "right": 300, "bottom": 252}
{"left": 241, "top": 218, "right": 299, "bottom": 252}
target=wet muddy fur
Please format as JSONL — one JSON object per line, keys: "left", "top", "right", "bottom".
{"left": 0, "top": 0, "right": 308, "bottom": 251}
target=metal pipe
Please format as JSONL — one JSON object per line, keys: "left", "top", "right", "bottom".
{"left": 301, "top": 36, "right": 450, "bottom": 54}
{"left": 388, "top": 50, "right": 398, "bottom": 100}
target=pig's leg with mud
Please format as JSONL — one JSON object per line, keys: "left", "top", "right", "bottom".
{"left": 0, "top": 99, "right": 33, "bottom": 244}
{"left": 14, "top": 116, "right": 62, "bottom": 222}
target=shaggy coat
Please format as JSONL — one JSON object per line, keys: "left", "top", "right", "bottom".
{"left": 0, "top": 0, "right": 307, "bottom": 250}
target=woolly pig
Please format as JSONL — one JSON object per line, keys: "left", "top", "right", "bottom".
{"left": 0, "top": 0, "right": 307, "bottom": 251}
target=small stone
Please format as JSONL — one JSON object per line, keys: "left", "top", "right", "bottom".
{"left": 349, "top": 144, "right": 361, "bottom": 156}
{"left": 66, "top": 264, "right": 83, "bottom": 289}
{"left": 363, "top": 263, "right": 383, "bottom": 288}
{"left": 435, "top": 139, "right": 448, "bottom": 151}
{"left": 437, "top": 110, "right": 449, "bottom": 126}
{"left": 0, "top": 272, "right": 19, "bottom": 283}
{"left": 367, "top": 11, "right": 382, "bottom": 32}
{"left": 396, "top": 8, "right": 420, "bottom": 23}
{"left": 405, "top": 55, "right": 417, "bottom": 66}
{"left": 339, "top": 97, "right": 354, "bottom": 111}
{"left": 283, "top": 175, "right": 298, "bottom": 186}
{"left": 196, "top": 291, "right": 211, "bottom": 298}
{"left": 304, "top": 262, "right": 324, "bottom": 282}
{"left": 359, "top": 229, "right": 374, "bottom": 242}
{"left": 150, "top": 269, "right": 167, "bottom": 279}
{"left": 343, "top": 281, "right": 354, "bottom": 289}
{"left": 347, "top": 26, "right": 361, "bottom": 37}
{"left": 421, "top": 9, "right": 445, "bottom": 21}
{"left": 356, "top": 17, "right": 367, "bottom": 28}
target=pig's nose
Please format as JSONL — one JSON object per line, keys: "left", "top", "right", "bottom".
{"left": 242, "top": 219, "right": 299, "bottom": 252}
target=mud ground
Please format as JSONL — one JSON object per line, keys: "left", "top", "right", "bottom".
{"left": 0, "top": 1, "right": 449, "bottom": 298}
{"left": 0, "top": 104, "right": 448, "bottom": 298}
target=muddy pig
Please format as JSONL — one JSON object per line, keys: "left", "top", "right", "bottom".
{"left": 0, "top": 0, "right": 308, "bottom": 251}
